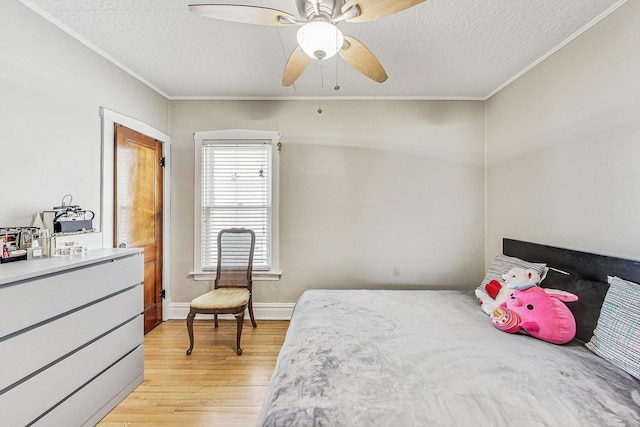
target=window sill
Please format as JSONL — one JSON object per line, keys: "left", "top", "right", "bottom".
{"left": 189, "top": 270, "right": 282, "bottom": 282}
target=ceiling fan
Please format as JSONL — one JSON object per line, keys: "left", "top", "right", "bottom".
{"left": 188, "top": 0, "right": 425, "bottom": 86}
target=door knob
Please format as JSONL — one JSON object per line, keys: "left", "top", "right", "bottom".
{"left": 118, "top": 243, "right": 127, "bottom": 248}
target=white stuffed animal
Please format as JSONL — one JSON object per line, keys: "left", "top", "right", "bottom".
{"left": 475, "top": 267, "right": 542, "bottom": 315}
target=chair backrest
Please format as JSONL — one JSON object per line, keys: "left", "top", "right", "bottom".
{"left": 214, "top": 228, "right": 256, "bottom": 290}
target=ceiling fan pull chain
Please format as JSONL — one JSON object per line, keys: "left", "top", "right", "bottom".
{"left": 335, "top": 56, "right": 340, "bottom": 91}
{"left": 318, "top": 62, "right": 324, "bottom": 114}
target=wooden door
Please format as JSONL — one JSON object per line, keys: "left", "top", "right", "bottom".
{"left": 115, "top": 124, "right": 163, "bottom": 333}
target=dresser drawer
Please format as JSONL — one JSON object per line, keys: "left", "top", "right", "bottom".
{"left": 0, "top": 284, "right": 142, "bottom": 391}
{"left": 0, "top": 316, "right": 143, "bottom": 426}
{"left": 32, "top": 345, "right": 144, "bottom": 427}
{"left": 0, "top": 253, "right": 143, "bottom": 339}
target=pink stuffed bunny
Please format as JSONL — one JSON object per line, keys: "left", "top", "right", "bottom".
{"left": 490, "top": 286, "right": 578, "bottom": 344}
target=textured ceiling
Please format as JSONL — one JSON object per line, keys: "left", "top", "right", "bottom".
{"left": 21, "top": 0, "right": 624, "bottom": 99}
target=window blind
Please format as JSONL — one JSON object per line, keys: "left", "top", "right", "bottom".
{"left": 201, "top": 141, "right": 272, "bottom": 271}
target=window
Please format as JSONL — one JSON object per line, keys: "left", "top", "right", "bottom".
{"left": 193, "top": 130, "right": 280, "bottom": 280}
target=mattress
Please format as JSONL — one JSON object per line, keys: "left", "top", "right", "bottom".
{"left": 257, "top": 289, "right": 640, "bottom": 426}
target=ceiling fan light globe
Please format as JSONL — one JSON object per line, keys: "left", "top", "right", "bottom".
{"left": 297, "top": 21, "right": 344, "bottom": 60}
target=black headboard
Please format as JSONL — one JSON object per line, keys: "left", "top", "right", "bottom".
{"left": 503, "top": 238, "right": 640, "bottom": 284}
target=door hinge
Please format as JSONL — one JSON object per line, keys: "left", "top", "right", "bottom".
{"left": 159, "top": 289, "right": 166, "bottom": 299}
{"left": 159, "top": 156, "right": 166, "bottom": 167}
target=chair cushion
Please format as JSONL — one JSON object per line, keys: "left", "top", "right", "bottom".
{"left": 190, "top": 288, "right": 250, "bottom": 310}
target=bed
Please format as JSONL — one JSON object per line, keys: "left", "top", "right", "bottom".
{"left": 257, "top": 239, "right": 640, "bottom": 426}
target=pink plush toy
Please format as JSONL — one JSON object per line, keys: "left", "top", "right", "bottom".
{"left": 490, "top": 286, "right": 578, "bottom": 344}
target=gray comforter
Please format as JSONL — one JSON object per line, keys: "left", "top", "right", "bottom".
{"left": 257, "top": 290, "right": 640, "bottom": 427}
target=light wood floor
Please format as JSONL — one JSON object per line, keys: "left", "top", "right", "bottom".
{"left": 98, "top": 319, "right": 289, "bottom": 427}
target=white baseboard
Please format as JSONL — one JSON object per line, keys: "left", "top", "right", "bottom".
{"left": 168, "top": 302, "right": 294, "bottom": 321}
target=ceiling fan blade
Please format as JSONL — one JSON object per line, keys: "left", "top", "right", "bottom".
{"left": 341, "top": 0, "right": 425, "bottom": 23}
{"left": 282, "top": 46, "right": 311, "bottom": 86}
{"left": 188, "top": 4, "right": 297, "bottom": 26}
{"left": 339, "top": 36, "right": 388, "bottom": 83}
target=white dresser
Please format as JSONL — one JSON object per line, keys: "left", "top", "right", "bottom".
{"left": 0, "top": 248, "right": 144, "bottom": 426}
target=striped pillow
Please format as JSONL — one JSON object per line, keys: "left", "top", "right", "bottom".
{"left": 479, "top": 253, "right": 548, "bottom": 290}
{"left": 585, "top": 276, "right": 640, "bottom": 380}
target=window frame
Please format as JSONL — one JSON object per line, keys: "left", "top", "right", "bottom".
{"left": 192, "top": 129, "right": 281, "bottom": 281}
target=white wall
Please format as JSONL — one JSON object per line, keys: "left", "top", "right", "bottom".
{"left": 0, "top": 2, "right": 169, "bottom": 227}
{"left": 485, "top": 0, "right": 640, "bottom": 263}
{"left": 170, "top": 100, "right": 485, "bottom": 303}
{"left": 8, "top": 0, "right": 636, "bottom": 309}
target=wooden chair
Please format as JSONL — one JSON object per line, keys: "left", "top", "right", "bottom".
{"left": 186, "top": 228, "right": 257, "bottom": 356}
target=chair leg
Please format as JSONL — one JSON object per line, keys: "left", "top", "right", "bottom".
{"left": 214, "top": 314, "right": 218, "bottom": 328}
{"left": 186, "top": 311, "right": 196, "bottom": 355}
{"left": 248, "top": 295, "right": 257, "bottom": 328}
{"left": 234, "top": 311, "right": 245, "bottom": 356}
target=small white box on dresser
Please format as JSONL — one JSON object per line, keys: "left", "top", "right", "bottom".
{"left": 51, "top": 231, "right": 103, "bottom": 256}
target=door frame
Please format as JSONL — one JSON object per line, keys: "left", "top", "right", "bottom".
{"left": 100, "top": 107, "right": 171, "bottom": 322}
